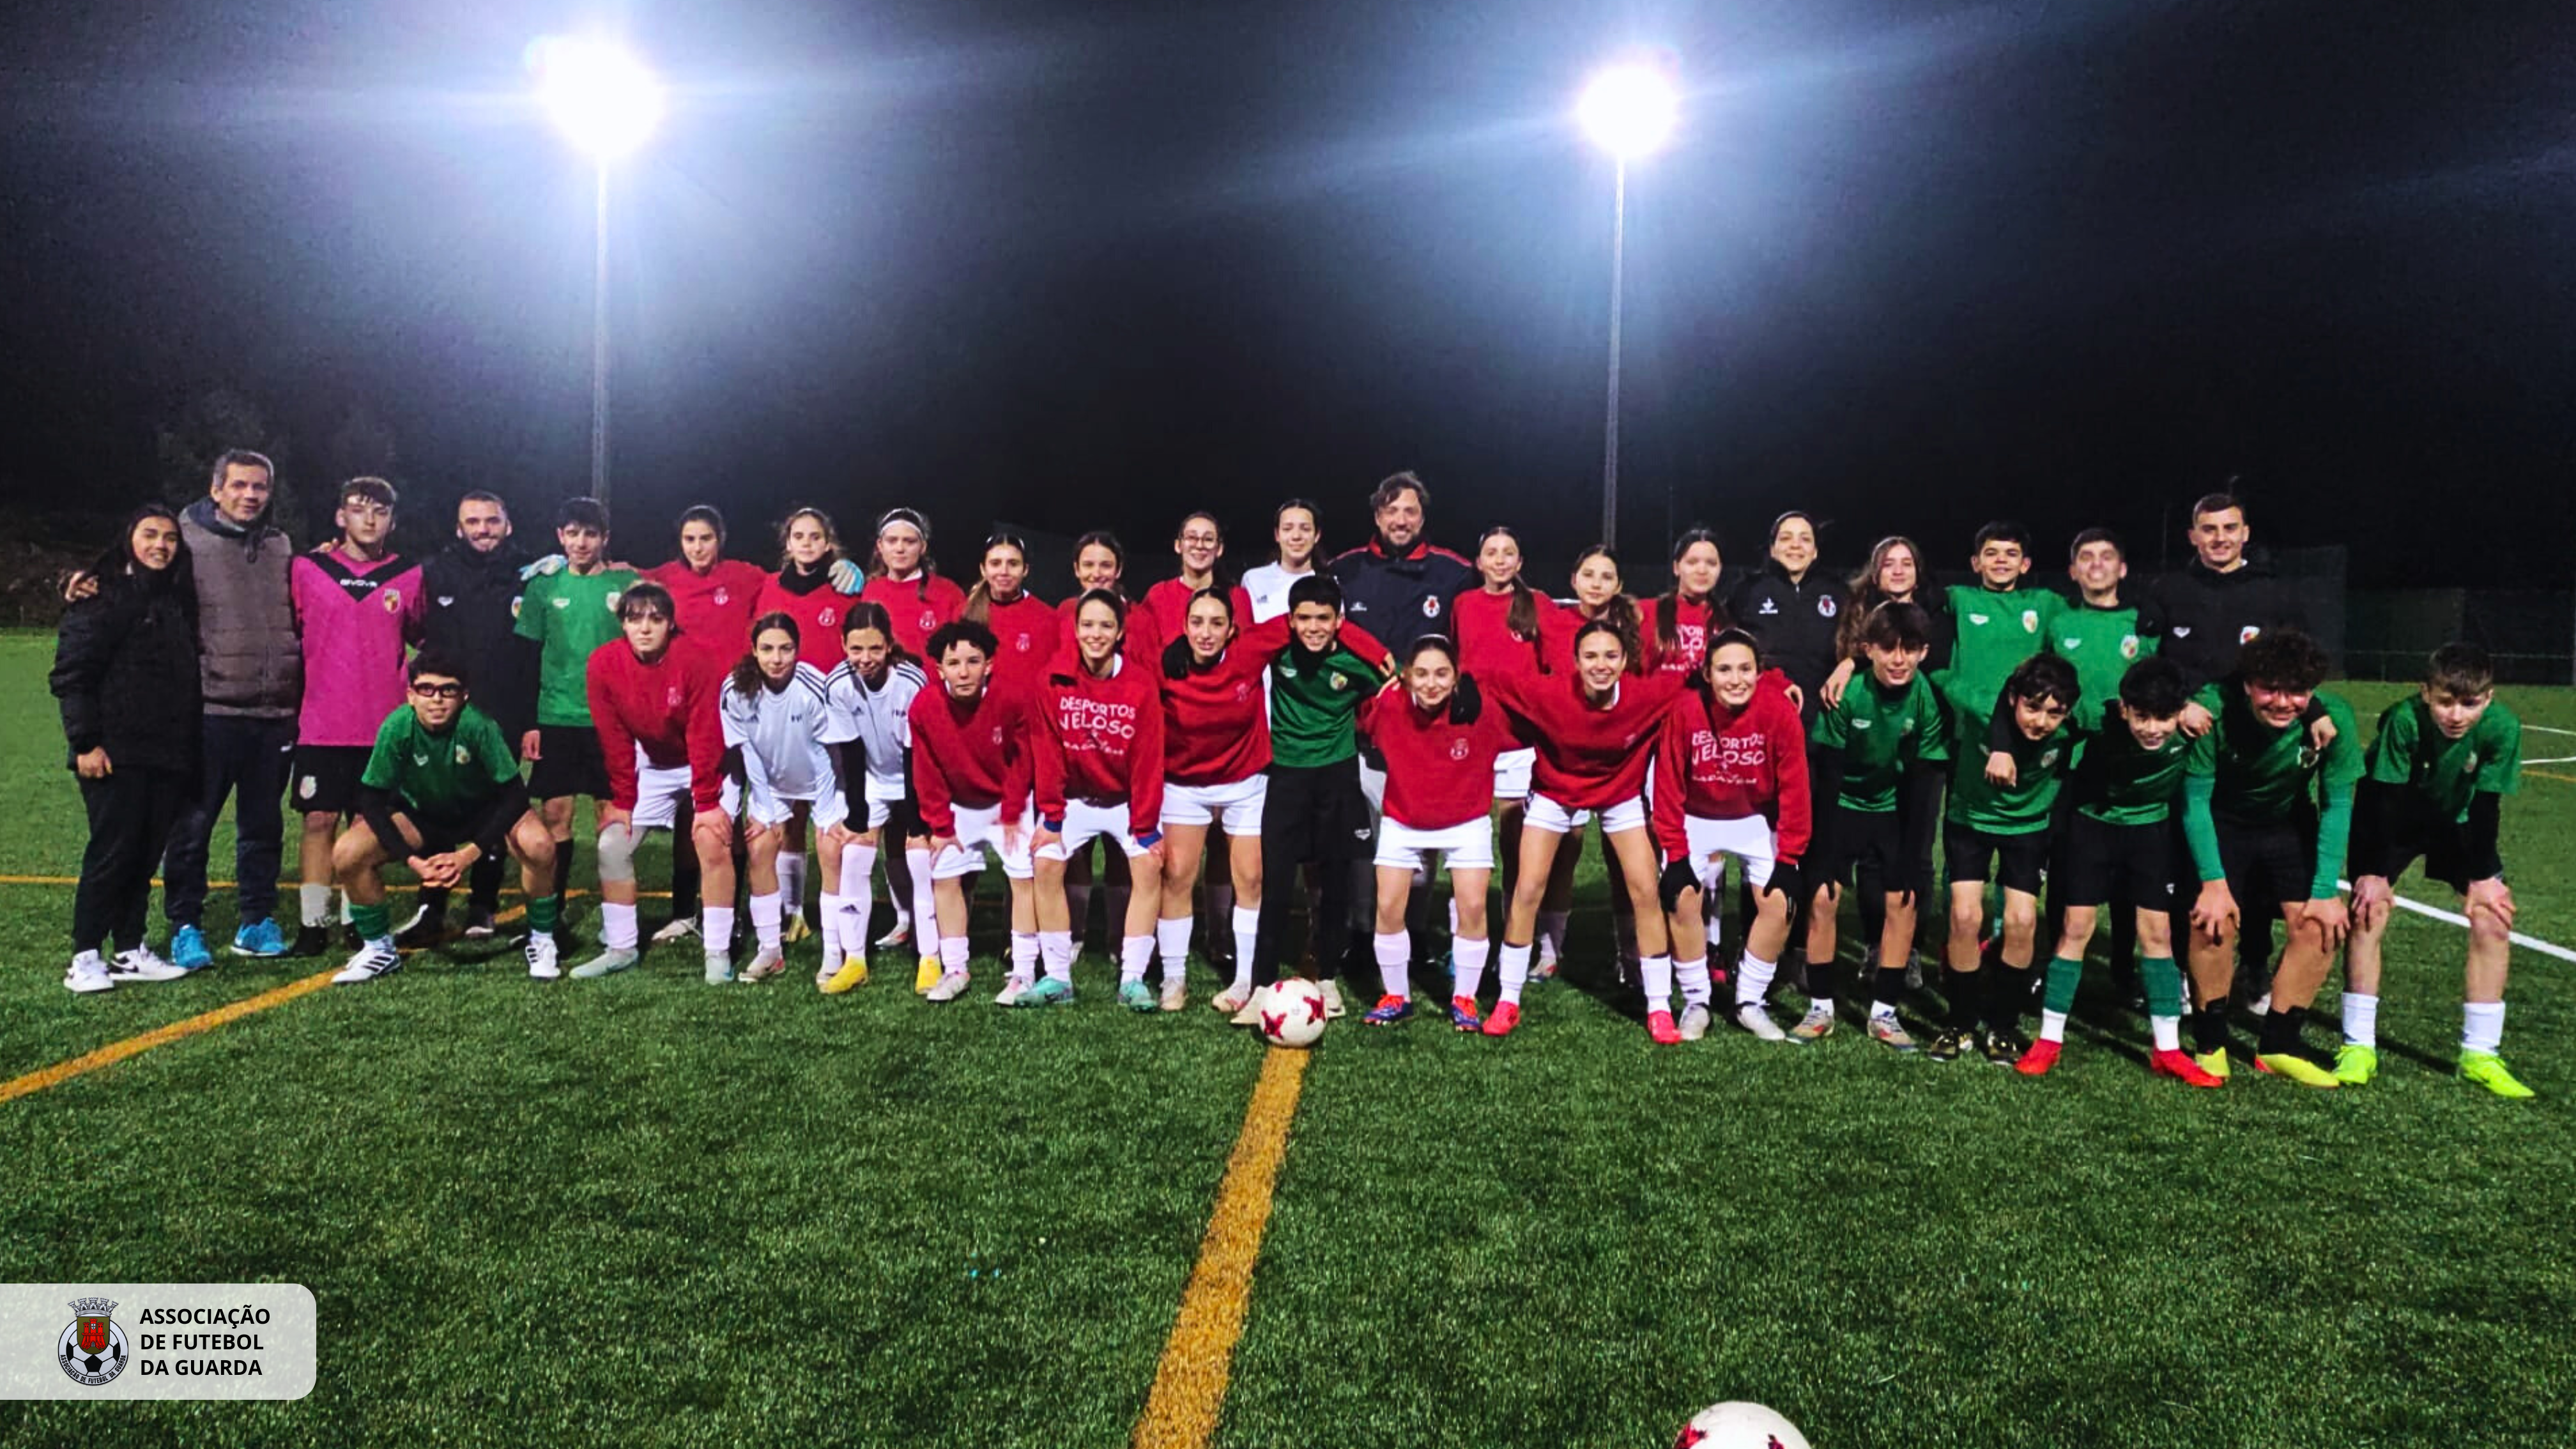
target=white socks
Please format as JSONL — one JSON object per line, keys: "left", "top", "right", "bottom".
{"left": 1676, "top": 957, "right": 1713, "bottom": 1009}
{"left": 2041, "top": 1009, "right": 2069, "bottom": 1043}
{"left": 1730, "top": 951, "right": 1772, "bottom": 1008}
{"left": 1497, "top": 941, "right": 1533, "bottom": 1005}
{"left": 1157, "top": 917, "right": 1193, "bottom": 986}
{"left": 602, "top": 901, "right": 639, "bottom": 951}
{"left": 778, "top": 850, "right": 806, "bottom": 917}
{"left": 1009, "top": 930, "right": 1039, "bottom": 983}
{"left": 1375, "top": 931, "right": 1410, "bottom": 1002}
{"left": 703, "top": 905, "right": 735, "bottom": 954}
{"left": 1039, "top": 930, "right": 1074, "bottom": 984}
{"left": 1120, "top": 934, "right": 1154, "bottom": 985}
{"left": 817, "top": 892, "right": 847, "bottom": 969}
{"left": 1639, "top": 954, "right": 1673, "bottom": 1013}
{"left": 1453, "top": 936, "right": 1491, "bottom": 1001}
{"left": 1537, "top": 910, "right": 1570, "bottom": 965}
{"left": 1230, "top": 905, "right": 1259, "bottom": 993}
{"left": 908, "top": 847, "right": 939, "bottom": 956}
{"left": 940, "top": 935, "right": 969, "bottom": 973}
{"left": 2150, "top": 1015, "right": 2182, "bottom": 1052}
{"left": 751, "top": 892, "right": 783, "bottom": 951}
{"left": 302, "top": 883, "right": 333, "bottom": 929}
{"left": 2464, "top": 1000, "right": 2506, "bottom": 1054}
{"left": 2342, "top": 992, "right": 2379, "bottom": 1048}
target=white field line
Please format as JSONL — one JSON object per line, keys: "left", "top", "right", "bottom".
{"left": 2339, "top": 880, "right": 2576, "bottom": 965}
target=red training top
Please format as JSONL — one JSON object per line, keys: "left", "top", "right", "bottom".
{"left": 1357, "top": 681, "right": 1516, "bottom": 831}
{"left": 861, "top": 572, "right": 969, "bottom": 661}
{"left": 1040, "top": 652, "right": 1166, "bottom": 835}
{"left": 645, "top": 558, "right": 772, "bottom": 653}
{"left": 1449, "top": 585, "right": 1561, "bottom": 684}
{"left": 753, "top": 567, "right": 858, "bottom": 673}
{"left": 1156, "top": 613, "right": 1300, "bottom": 787}
{"left": 1142, "top": 578, "right": 1254, "bottom": 652}
{"left": 585, "top": 637, "right": 730, "bottom": 813}
{"left": 1637, "top": 594, "right": 1725, "bottom": 680}
{"left": 1486, "top": 667, "right": 1688, "bottom": 810}
{"left": 907, "top": 677, "right": 1061, "bottom": 834}
{"left": 1057, "top": 593, "right": 1161, "bottom": 672}
{"left": 1651, "top": 674, "right": 1813, "bottom": 864}
{"left": 972, "top": 591, "right": 1061, "bottom": 694}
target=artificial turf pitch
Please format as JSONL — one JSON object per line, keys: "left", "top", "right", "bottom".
{"left": 0, "top": 629, "right": 2570, "bottom": 1446}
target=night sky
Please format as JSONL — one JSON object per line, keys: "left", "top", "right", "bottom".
{"left": 1, "top": 1, "right": 2568, "bottom": 587}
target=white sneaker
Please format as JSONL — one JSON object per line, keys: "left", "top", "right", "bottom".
{"left": 652, "top": 918, "right": 700, "bottom": 945}
{"left": 1211, "top": 987, "right": 1252, "bottom": 1015}
{"left": 741, "top": 947, "right": 785, "bottom": 983}
{"left": 332, "top": 939, "right": 404, "bottom": 985}
{"left": 1229, "top": 987, "right": 1268, "bottom": 1027}
{"left": 705, "top": 954, "right": 736, "bottom": 985}
{"left": 109, "top": 946, "right": 190, "bottom": 983}
{"left": 925, "top": 969, "right": 972, "bottom": 1002}
{"left": 1676, "top": 1003, "right": 1713, "bottom": 1041}
{"left": 874, "top": 917, "right": 913, "bottom": 950}
{"left": 571, "top": 946, "right": 640, "bottom": 979}
{"left": 993, "top": 974, "right": 1032, "bottom": 1006}
{"left": 1321, "top": 979, "right": 1347, "bottom": 1019}
{"left": 65, "top": 951, "right": 114, "bottom": 994}
{"left": 1733, "top": 1002, "right": 1788, "bottom": 1041}
{"left": 525, "top": 934, "right": 560, "bottom": 980}
{"left": 1160, "top": 976, "right": 1188, "bottom": 1013}
{"left": 1535, "top": 935, "right": 1561, "bottom": 972}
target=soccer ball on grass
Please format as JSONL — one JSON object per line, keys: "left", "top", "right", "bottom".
{"left": 1675, "top": 1401, "right": 1809, "bottom": 1449}
{"left": 1257, "top": 979, "right": 1328, "bottom": 1048}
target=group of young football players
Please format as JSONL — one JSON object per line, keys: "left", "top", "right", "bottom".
{"left": 49, "top": 456, "right": 2533, "bottom": 1096}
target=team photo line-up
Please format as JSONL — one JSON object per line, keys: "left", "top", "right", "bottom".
{"left": 50, "top": 452, "right": 2531, "bottom": 1097}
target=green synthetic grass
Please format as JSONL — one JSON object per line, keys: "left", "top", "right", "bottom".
{"left": 0, "top": 631, "right": 2571, "bottom": 1446}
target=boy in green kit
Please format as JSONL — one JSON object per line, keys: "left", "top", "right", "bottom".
{"left": 1936, "top": 653, "right": 2078, "bottom": 1063}
{"left": 513, "top": 497, "right": 640, "bottom": 933}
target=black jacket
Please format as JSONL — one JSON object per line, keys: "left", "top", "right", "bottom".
{"left": 2145, "top": 554, "right": 2305, "bottom": 692}
{"left": 1729, "top": 560, "right": 1844, "bottom": 716}
{"left": 1326, "top": 539, "right": 1476, "bottom": 655}
{"left": 52, "top": 568, "right": 202, "bottom": 772}
{"left": 420, "top": 542, "right": 540, "bottom": 739}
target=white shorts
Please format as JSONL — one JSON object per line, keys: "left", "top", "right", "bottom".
{"left": 932, "top": 801, "right": 1035, "bottom": 880}
{"left": 862, "top": 772, "right": 905, "bottom": 831}
{"left": 1524, "top": 791, "right": 1648, "bottom": 838}
{"left": 1492, "top": 748, "right": 1535, "bottom": 801}
{"left": 1374, "top": 817, "right": 1495, "bottom": 872}
{"left": 721, "top": 774, "right": 742, "bottom": 818}
{"left": 1357, "top": 758, "right": 1388, "bottom": 815}
{"left": 1682, "top": 813, "right": 1777, "bottom": 891}
{"left": 1041, "top": 799, "right": 1150, "bottom": 861}
{"left": 631, "top": 762, "right": 697, "bottom": 831}
{"left": 1162, "top": 775, "right": 1267, "bottom": 833}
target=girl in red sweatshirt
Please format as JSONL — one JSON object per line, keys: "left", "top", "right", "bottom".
{"left": 1448, "top": 525, "right": 1563, "bottom": 909}
{"left": 1049, "top": 532, "right": 1157, "bottom": 967}
{"left": 1356, "top": 636, "right": 1514, "bottom": 1029}
{"left": 909, "top": 618, "right": 1066, "bottom": 1006}
{"left": 1651, "top": 628, "right": 1813, "bottom": 1044}
{"left": 1637, "top": 527, "right": 1729, "bottom": 680}
{"left": 859, "top": 507, "right": 967, "bottom": 661}
{"left": 1482, "top": 618, "right": 1687, "bottom": 1038}
{"left": 962, "top": 531, "right": 1060, "bottom": 694}
{"left": 1035, "top": 590, "right": 1172, "bottom": 1011}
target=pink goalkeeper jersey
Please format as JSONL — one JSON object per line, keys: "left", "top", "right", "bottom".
{"left": 292, "top": 546, "right": 427, "bottom": 746}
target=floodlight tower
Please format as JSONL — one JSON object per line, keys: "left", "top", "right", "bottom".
{"left": 1576, "top": 59, "right": 1679, "bottom": 546}
{"left": 536, "top": 36, "right": 663, "bottom": 507}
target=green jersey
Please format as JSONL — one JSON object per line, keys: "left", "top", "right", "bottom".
{"left": 361, "top": 704, "right": 522, "bottom": 819}
{"left": 1940, "top": 583, "right": 2065, "bottom": 732}
{"left": 2364, "top": 696, "right": 2520, "bottom": 823}
{"left": 1811, "top": 670, "right": 1951, "bottom": 813}
{"left": 1268, "top": 639, "right": 1382, "bottom": 769}
{"left": 1949, "top": 710, "right": 2074, "bottom": 834}
{"left": 514, "top": 565, "right": 640, "bottom": 727}
{"left": 2189, "top": 689, "right": 2364, "bottom": 825}
{"left": 2070, "top": 711, "right": 2193, "bottom": 825}
{"left": 2052, "top": 598, "right": 2158, "bottom": 731}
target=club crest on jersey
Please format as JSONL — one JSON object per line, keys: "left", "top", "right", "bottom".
{"left": 382, "top": 588, "right": 404, "bottom": 614}
{"left": 1969, "top": 612, "right": 1990, "bottom": 625}
{"left": 604, "top": 591, "right": 623, "bottom": 611}
{"left": 713, "top": 588, "right": 730, "bottom": 606}
{"left": 412, "top": 751, "right": 429, "bottom": 767}
{"left": 1013, "top": 632, "right": 1031, "bottom": 652}
{"left": 1448, "top": 738, "right": 1470, "bottom": 761}
{"left": 455, "top": 744, "right": 473, "bottom": 765}
{"left": 2039, "top": 748, "right": 2060, "bottom": 769}
{"left": 1851, "top": 717, "right": 1873, "bottom": 730}
{"left": 511, "top": 597, "right": 523, "bottom": 619}
{"left": 2120, "top": 634, "right": 2140, "bottom": 659}
{"left": 666, "top": 686, "right": 683, "bottom": 708}
{"left": 990, "top": 726, "right": 1004, "bottom": 746}
{"left": 2021, "top": 609, "right": 2039, "bottom": 633}
{"left": 918, "top": 611, "right": 937, "bottom": 632}
{"left": 1330, "top": 672, "right": 1350, "bottom": 691}
{"left": 59, "top": 1297, "right": 127, "bottom": 1386}
{"left": 551, "top": 596, "right": 571, "bottom": 610}
{"left": 2241, "top": 625, "right": 2262, "bottom": 644}
{"left": 1234, "top": 682, "right": 1252, "bottom": 702}
{"left": 1421, "top": 596, "right": 1439, "bottom": 618}
{"left": 2299, "top": 744, "right": 2319, "bottom": 770}
{"left": 1818, "top": 595, "right": 1837, "bottom": 617}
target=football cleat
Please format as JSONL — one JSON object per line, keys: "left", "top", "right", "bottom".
{"left": 781, "top": 914, "right": 813, "bottom": 945}
{"left": 525, "top": 935, "right": 561, "bottom": 980}
{"left": 2332, "top": 1043, "right": 2379, "bottom": 1085}
{"left": 924, "top": 969, "right": 972, "bottom": 1002}
{"left": 1361, "top": 994, "right": 1414, "bottom": 1026}
{"left": 2148, "top": 1048, "right": 2225, "bottom": 1088}
{"left": 1117, "top": 981, "right": 1156, "bottom": 1012}
{"left": 395, "top": 908, "right": 447, "bottom": 951}
{"left": 1211, "top": 988, "right": 1252, "bottom": 1016}
{"left": 287, "top": 924, "right": 332, "bottom": 958}
{"left": 1480, "top": 1000, "right": 1522, "bottom": 1038}
{"left": 65, "top": 951, "right": 115, "bottom": 994}
{"left": 569, "top": 946, "right": 640, "bottom": 979}
{"left": 1869, "top": 1015, "right": 1917, "bottom": 1052}
{"left": 741, "top": 947, "right": 786, "bottom": 984}
{"left": 1790, "top": 1002, "right": 1837, "bottom": 1041}
{"left": 1733, "top": 1003, "right": 1787, "bottom": 1042}
{"left": 873, "top": 917, "right": 913, "bottom": 950}
{"left": 822, "top": 958, "right": 870, "bottom": 995}
{"left": 704, "top": 955, "right": 736, "bottom": 985}
{"left": 914, "top": 955, "right": 943, "bottom": 993}
{"left": 462, "top": 907, "right": 498, "bottom": 940}
{"left": 2192, "top": 1047, "right": 2232, "bottom": 1082}
{"left": 1013, "top": 977, "right": 1076, "bottom": 1008}
{"left": 231, "top": 919, "right": 287, "bottom": 958}
{"left": 1646, "top": 1009, "right": 1682, "bottom": 1045}
{"left": 993, "top": 974, "right": 1033, "bottom": 1007}
{"left": 1982, "top": 1026, "right": 2030, "bottom": 1066}
{"left": 1160, "top": 976, "right": 1188, "bottom": 1013}
{"left": 1677, "top": 1003, "right": 1714, "bottom": 1041}
{"left": 2459, "top": 1051, "right": 2535, "bottom": 1100}
{"left": 652, "top": 918, "right": 700, "bottom": 946}
{"left": 2254, "top": 1052, "right": 2340, "bottom": 1089}
{"left": 1321, "top": 979, "right": 1347, "bottom": 1019}
{"left": 107, "top": 947, "right": 190, "bottom": 983}
{"left": 1448, "top": 995, "right": 1483, "bottom": 1032}
{"left": 1924, "top": 1027, "right": 1972, "bottom": 1062}
{"left": 2014, "top": 1039, "right": 2062, "bottom": 1077}
{"left": 1229, "top": 995, "right": 1264, "bottom": 1027}
{"left": 331, "top": 940, "right": 403, "bottom": 985}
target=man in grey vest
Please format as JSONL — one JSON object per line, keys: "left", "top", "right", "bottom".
{"left": 165, "top": 450, "right": 305, "bottom": 967}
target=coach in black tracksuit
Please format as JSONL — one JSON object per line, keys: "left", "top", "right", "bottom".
{"left": 2145, "top": 494, "right": 2306, "bottom": 701}
{"left": 1727, "top": 511, "right": 1843, "bottom": 723}
{"left": 414, "top": 491, "right": 537, "bottom": 935}
{"left": 1325, "top": 471, "right": 1476, "bottom": 656}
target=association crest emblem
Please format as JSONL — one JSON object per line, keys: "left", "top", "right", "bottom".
{"left": 455, "top": 744, "right": 472, "bottom": 765}
{"left": 1969, "top": 613, "right": 1990, "bottom": 626}
{"left": 819, "top": 608, "right": 838, "bottom": 629}
{"left": 382, "top": 588, "right": 403, "bottom": 614}
{"left": 1421, "top": 596, "right": 1440, "bottom": 618}
{"left": 604, "top": 591, "right": 623, "bottom": 611}
{"left": 58, "top": 1297, "right": 127, "bottom": 1386}
{"left": 2021, "top": 609, "right": 2039, "bottom": 633}
{"left": 1817, "top": 595, "right": 1837, "bottom": 617}
{"left": 2240, "top": 625, "right": 2261, "bottom": 644}
{"left": 2120, "top": 634, "right": 2140, "bottom": 659}
{"left": 2039, "top": 749, "right": 2060, "bottom": 769}
{"left": 712, "top": 588, "right": 730, "bottom": 606}
{"left": 1448, "top": 739, "right": 1470, "bottom": 761}
{"left": 666, "top": 686, "right": 682, "bottom": 708}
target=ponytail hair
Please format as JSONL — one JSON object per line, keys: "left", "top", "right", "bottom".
{"left": 735, "top": 611, "right": 802, "bottom": 698}
{"left": 1572, "top": 543, "right": 1644, "bottom": 670}
{"left": 961, "top": 530, "right": 1030, "bottom": 625}
{"left": 1653, "top": 526, "right": 1728, "bottom": 658}
{"left": 1473, "top": 524, "right": 1551, "bottom": 677}
{"left": 866, "top": 507, "right": 939, "bottom": 602}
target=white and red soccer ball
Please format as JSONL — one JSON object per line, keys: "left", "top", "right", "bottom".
{"left": 1257, "top": 979, "right": 1328, "bottom": 1048}
{"left": 1675, "top": 1402, "right": 1808, "bottom": 1449}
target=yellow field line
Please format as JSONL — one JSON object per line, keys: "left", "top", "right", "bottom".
{"left": 1133, "top": 1046, "right": 1312, "bottom": 1449}
{"left": 0, "top": 900, "right": 541, "bottom": 1105}
{"left": 2527, "top": 768, "right": 2576, "bottom": 785}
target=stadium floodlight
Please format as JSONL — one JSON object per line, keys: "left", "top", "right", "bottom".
{"left": 1575, "top": 56, "right": 1680, "bottom": 546}
{"left": 532, "top": 35, "right": 663, "bottom": 505}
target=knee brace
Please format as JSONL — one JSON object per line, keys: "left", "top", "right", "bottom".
{"left": 595, "top": 822, "right": 640, "bottom": 884}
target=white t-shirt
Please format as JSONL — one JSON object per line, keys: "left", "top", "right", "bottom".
{"left": 721, "top": 663, "right": 839, "bottom": 820}
{"left": 1241, "top": 561, "right": 1315, "bottom": 625}
{"left": 822, "top": 659, "right": 926, "bottom": 790}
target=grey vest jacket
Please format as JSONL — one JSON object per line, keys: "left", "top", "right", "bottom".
{"left": 180, "top": 500, "right": 302, "bottom": 718}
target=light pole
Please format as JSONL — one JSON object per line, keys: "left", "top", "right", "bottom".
{"left": 1576, "top": 59, "right": 1679, "bottom": 546}
{"left": 535, "top": 36, "right": 663, "bottom": 507}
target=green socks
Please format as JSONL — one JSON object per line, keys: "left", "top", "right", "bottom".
{"left": 2042, "top": 955, "right": 2083, "bottom": 1015}
{"left": 526, "top": 894, "right": 560, "bottom": 936}
{"left": 352, "top": 902, "right": 392, "bottom": 942}
{"left": 2140, "top": 955, "right": 2183, "bottom": 1018}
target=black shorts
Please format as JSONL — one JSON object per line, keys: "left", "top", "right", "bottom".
{"left": 528, "top": 724, "right": 610, "bottom": 802}
{"left": 387, "top": 811, "right": 479, "bottom": 858}
{"left": 2051, "top": 813, "right": 2182, "bottom": 914}
{"left": 291, "top": 744, "right": 371, "bottom": 815}
{"left": 1943, "top": 822, "right": 2050, "bottom": 896}
{"left": 2354, "top": 804, "right": 2489, "bottom": 894}
{"left": 2214, "top": 812, "right": 2318, "bottom": 913}
{"left": 1819, "top": 808, "right": 1905, "bottom": 893}
{"left": 1261, "top": 758, "right": 1376, "bottom": 864}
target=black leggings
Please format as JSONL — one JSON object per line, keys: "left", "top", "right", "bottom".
{"left": 75, "top": 767, "right": 190, "bottom": 954}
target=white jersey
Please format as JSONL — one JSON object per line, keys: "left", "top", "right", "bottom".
{"left": 823, "top": 659, "right": 927, "bottom": 790}
{"left": 1241, "top": 561, "right": 1314, "bottom": 625}
{"left": 721, "top": 663, "right": 839, "bottom": 824}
